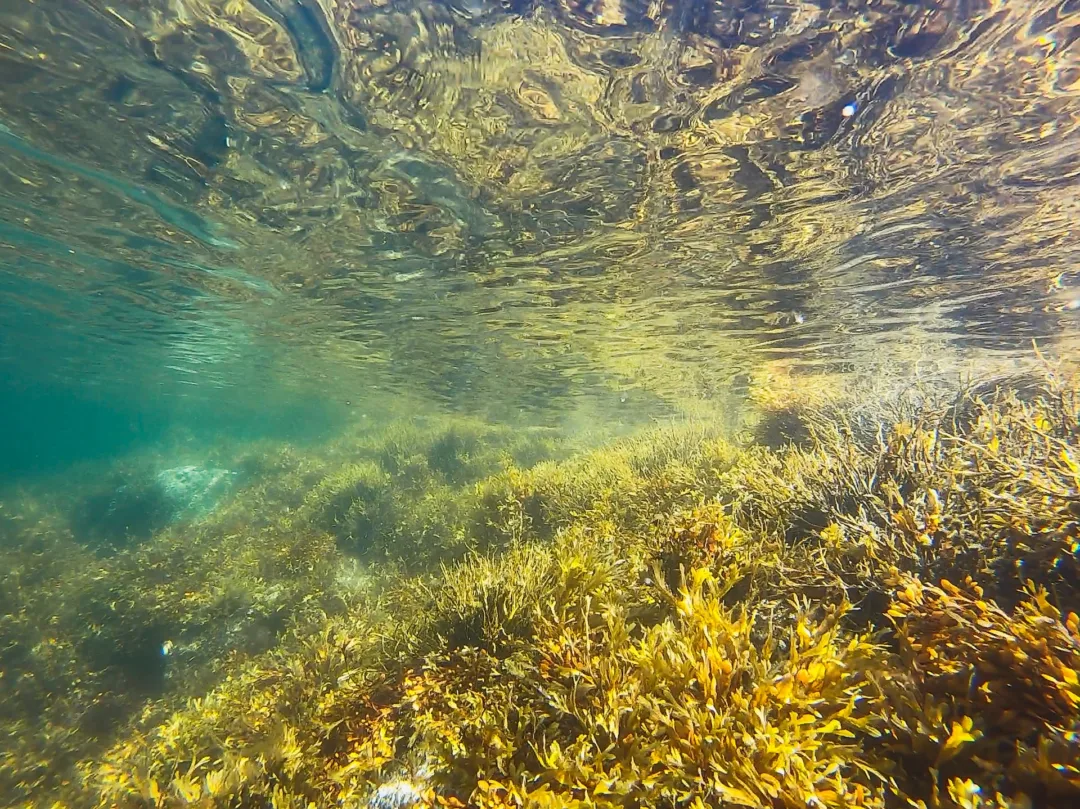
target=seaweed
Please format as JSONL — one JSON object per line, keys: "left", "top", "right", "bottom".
{"left": 3, "top": 371, "right": 1080, "bottom": 808}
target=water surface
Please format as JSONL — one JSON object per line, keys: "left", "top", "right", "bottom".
{"left": 1, "top": 0, "right": 1077, "bottom": 428}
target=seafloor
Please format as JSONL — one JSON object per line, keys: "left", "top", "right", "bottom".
{"left": 1, "top": 366, "right": 1078, "bottom": 809}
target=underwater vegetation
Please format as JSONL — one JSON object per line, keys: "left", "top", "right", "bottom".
{"left": 2, "top": 369, "right": 1080, "bottom": 808}
{"left": 0, "top": 416, "right": 569, "bottom": 804}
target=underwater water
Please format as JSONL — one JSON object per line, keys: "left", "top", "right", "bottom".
{"left": 2, "top": 0, "right": 1080, "bottom": 807}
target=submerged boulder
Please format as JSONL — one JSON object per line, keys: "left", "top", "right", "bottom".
{"left": 74, "top": 464, "right": 235, "bottom": 548}
{"left": 153, "top": 465, "right": 234, "bottom": 520}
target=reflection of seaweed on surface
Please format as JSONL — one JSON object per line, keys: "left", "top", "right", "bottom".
{"left": 0, "top": 0, "right": 1075, "bottom": 421}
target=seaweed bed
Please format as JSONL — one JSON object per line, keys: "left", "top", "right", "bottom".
{"left": 1, "top": 369, "right": 1079, "bottom": 809}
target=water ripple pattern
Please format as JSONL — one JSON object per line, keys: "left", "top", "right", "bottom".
{"left": 1, "top": 0, "right": 1078, "bottom": 406}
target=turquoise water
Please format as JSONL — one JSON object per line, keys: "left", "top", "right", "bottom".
{"left": 2, "top": 0, "right": 1080, "bottom": 805}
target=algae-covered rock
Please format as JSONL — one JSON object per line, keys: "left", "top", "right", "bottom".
{"left": 74, "top": 464, "right": 235, "bottom": 547}
{"left": 153, "top": 465, "right": 235, "bottom": 520}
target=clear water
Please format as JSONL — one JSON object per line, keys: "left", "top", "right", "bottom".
{"left": 2, "top": 0, "right": 1080, "bottom": 804}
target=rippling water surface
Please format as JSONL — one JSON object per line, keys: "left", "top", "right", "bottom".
{"left": 3, "top": 0, "right": 1079, "bottom": 419}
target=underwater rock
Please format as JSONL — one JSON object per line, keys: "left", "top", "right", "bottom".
{"left": 368, "top": 780, "right": 425, "bottom": 809}
{"left": 153, "top": 465, "right": 235, "bottom": 519}
{"left": 74, "top": 465, "right": 235, "bottom": 547}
